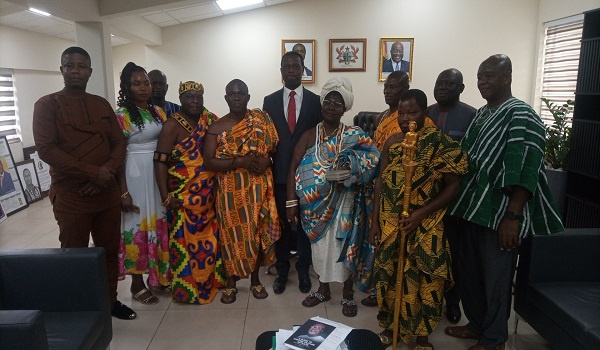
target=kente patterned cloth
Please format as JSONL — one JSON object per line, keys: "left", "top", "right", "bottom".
{"left": 374, "top": 113, "right": 436, "bottom": 150}
{"left": 115, "top": 106, "right": 170, "bottom": 288}
{"left": 295, "top": 124, "right": 379, "bottom": 290}
{"left": 374, "top": 110, "right": 401, "bottom": 150}
{"left": 214, "top": 109, "right": 281, "bottom": 279}
{"left": 374, "top": 125, "right": 468, "bottom": 342}
{"left": 167, "top": 108, "right": 226, "bottom": 304}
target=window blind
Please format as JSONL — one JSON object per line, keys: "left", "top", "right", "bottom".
{"left": 540, "top": 19, "right": 583, "bottom": 126}
{"left": 0, "top": 69, "right": 20, "bottom": 143}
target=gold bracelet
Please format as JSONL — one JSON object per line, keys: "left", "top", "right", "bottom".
{"left": 161, "top": 193, "right": 173, "bottom": 206}
{"left": 121, "top": 191, "right": 129, "bottom": 199}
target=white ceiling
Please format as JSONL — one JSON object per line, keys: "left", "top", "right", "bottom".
{"left": 0, "top": 0, "right": 296, "bottom": 46}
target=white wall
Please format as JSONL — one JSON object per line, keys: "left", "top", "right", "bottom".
{"left": 539, "top": 0, "right": 600, "bottom": 22}
{"left": 0, "top": 25, "right": 72, "bottom": 71}
{"left": 13, "top": 70, "right": 64, "bottom": 149}
{"left": 114, "top": 0, "right": 544, "bottom": 123}
{"left": 0, "top": 24, "right": 73, "bottom": 158}
{"left": 5, "top": 0, "right": 599, "bottom": 152}
{"left": 112, "top": 43, "right": 148, "bottom": 101}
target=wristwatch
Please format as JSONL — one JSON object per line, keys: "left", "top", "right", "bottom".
{"left": 503, "top": 211, "right": 524, "bottom": 221}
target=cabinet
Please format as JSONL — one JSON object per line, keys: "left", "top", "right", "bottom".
{"left": 564, "top": 8, "right": 600, "bottom": 227}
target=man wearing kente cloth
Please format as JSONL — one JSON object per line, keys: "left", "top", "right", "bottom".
{"left": 154, "top": 81, "right": 226, "bottom": 304}
{"left": 204, "top": 79, "right": 281, "bottom": 304}
{"left": 361, "top": 70, "right": 409, "bottom": 308}
{"left": 371, "top": 89, "right": 468, "bottom": 349}
{"left": 373, "top": 71, "right": 409, "bottom": 150}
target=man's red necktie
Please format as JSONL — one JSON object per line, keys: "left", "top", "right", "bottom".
{"left": 288, "top": 91, "right": 296, "bottom": 133}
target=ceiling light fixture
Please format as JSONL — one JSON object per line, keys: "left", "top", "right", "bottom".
{"left": 216, "top": 0, "right": 263, "bottom": 11}
{"left": 29, "top": 8, "right": 51, "bottom": 17}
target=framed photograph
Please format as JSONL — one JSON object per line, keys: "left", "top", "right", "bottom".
{"left": 0, "top": 136, "right": 28, "bottom": 215}
{"left": 282, "top": 39, "right": 316, "bottom": 84}
{"left": 0, "top": 201, "right": 7, "bottom": 224}
{"left": 16, "top": 159, "right": 43, "bottom": 204}
{"left": 329, "top": 38, "right": 367, "bottom": 72}
{"left": 23, "top": 145, "right": 50, "bottom": 195}
{"left": 379, "top": 37, "right": 414, "bottom": 81}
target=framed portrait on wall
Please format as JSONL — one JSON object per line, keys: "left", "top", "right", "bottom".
{"left": 379, "top": 37, "right": 414, "bottom": 81}
{"left": 23, "top": 145, "right": 50, "bottom": 195}
{"left": 282, "top": 39, "right": 316, "bottom": 84}
{"left": 0, "top": 136, "right": 28, "bottom": 215}
{"left": 16, "top": 159, "right": 43, "bottom": 204}
{"left": 329, "top": 38, "right": 367, "bottom": 72}
{"left": 0, "top": 201, "right": 6, "bottom": 224}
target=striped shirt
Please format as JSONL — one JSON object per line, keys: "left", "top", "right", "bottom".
{"left": 449, "top": 98, "right": 563, "bottom": 237}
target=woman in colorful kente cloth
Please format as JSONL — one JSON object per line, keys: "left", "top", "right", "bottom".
{"left": 115, "top": 62, "right": 170, "bottom": 305}
{"left": 154, "top": 80, "right": 226, "bottom": 304}
{"left": 203, "top": 79, "right": 281, "bottom": 304}
{"left": 370, "top": 89, "right": 468, "bottom": 350}
{"left": 286, "top": 77, "right": 380, "bottom": 317}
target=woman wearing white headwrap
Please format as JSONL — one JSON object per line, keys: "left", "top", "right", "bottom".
{"left": 286, "top": 78, "right": 380, "bottom": 317}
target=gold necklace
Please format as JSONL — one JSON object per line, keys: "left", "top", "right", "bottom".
{"left": 322, "top": 124, "right": 341, "bottom": 141}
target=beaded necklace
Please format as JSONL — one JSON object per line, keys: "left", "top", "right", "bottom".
{"left": 314, "top": 122, "right": 344, "bottom": 168}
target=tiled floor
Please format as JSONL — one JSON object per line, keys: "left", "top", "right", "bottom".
{"left": 0, "top": 198, "right": 552, "bottom": 349}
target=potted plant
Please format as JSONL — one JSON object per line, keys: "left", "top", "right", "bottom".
{"left": 541, "top": 97, "right": 574, "bottom": 217}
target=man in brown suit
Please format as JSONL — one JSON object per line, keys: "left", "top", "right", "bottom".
{"left": 33, "top": 46, "right": 136, "bottom": 320}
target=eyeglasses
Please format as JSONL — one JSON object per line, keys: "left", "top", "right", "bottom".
{"left": 322, "top": 100, "right": 344, "bottom": 109}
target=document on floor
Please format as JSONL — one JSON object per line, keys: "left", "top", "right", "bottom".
{"left": 283, "top": 316, "right": 352, "bottom": 350}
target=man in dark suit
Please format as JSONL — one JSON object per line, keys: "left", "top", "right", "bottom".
{"left": 292, "top": 43, "right": 313, "bottom": 78}
{"left": 382, "top": 41, "right": 410, "bottom": 73}
{"left": 0, "top": 161, "right": 15, "bottom": 195}
{"left": 263, "top": 51, "right": 321, "bottom": 294}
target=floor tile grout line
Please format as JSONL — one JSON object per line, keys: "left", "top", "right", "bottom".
{"left": 146, "top": 305, "right": 171, "bottom": 349}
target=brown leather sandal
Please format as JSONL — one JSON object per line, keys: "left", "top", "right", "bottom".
{"left": 250, "top": 284, "right": 268, "bottom": 299}
{"left": 220, "top": 287, "right": 238, "bottom": 304}
{"left": 341, "top": 289, "right": 357, "bottom": 317}
{"left": 302, "top": 291, "right": 331, "bottom": 307}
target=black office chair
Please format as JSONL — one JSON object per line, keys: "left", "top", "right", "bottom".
{"left": 353, "top": 111, "right": 380, "bottom": 139}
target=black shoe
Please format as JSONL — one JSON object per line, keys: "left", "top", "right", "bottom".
{"left": 446, "top": 303, "right": 462, "bottom": 324}
{"left": 273, "top": 276, "right": 288, "bottom": 294}
{"left": 298, "top": 274, "right": 312, "bottom": 293}
{"left": 112, "top": 301, "right": 137, "bottom": 320}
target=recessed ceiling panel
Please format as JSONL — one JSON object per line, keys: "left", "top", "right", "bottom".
{"left": 142, "top": 12, "right": 174, "bottom": 23}
{"left": 167, "top": 3, "right": 220, "bottom": 20}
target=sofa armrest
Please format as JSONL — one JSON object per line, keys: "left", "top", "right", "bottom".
{"left": 0, "top": 310, "right": 49, "bottom": 350}
{"left": 526, "top": 229, "right": 600, "bottom": 284}
{"left": 0, "top": 248, "right": 111, "bottom": 314}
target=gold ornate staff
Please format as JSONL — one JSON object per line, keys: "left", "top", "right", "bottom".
{"left": 393, "top": 121, "right": 418, "bottom": 350}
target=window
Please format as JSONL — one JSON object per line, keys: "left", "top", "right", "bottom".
{"left": 0, "top": 69, "right": 20, "bottom": 143}
{"left": 540, "top": 17, "right": 583, "bottom": 126}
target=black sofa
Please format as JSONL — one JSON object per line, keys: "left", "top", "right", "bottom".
{"left": 0, "top": 248, "right": 113, "bottom": 350}
{"left": 514, "top": 229, "right": 600, "bottom": 350}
